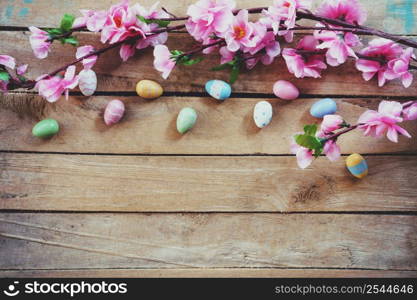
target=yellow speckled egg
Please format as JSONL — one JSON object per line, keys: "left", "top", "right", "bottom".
{"left": 136, "top": 80, "right": 163, "bottom": 99}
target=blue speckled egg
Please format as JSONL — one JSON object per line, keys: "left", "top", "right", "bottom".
{"left": 205, "top": 80, "right": 232, "bottom": 100}
{"left": 310, "top": 98, "right": 337, "bottom": 118}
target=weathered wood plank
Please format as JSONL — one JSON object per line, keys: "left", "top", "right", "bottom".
{"left": 1, "top": 31, "right": 417, "bottom": 96}
{"left": 1, "top": 94, "right": 416, "bottom": 154}
{"left": 2, "top": 269, "right": 416, "bottom": 278}
{"left": 1, "top": 0, "right": 415, "bottom": 35}
{"left": 1, "top": 154, "right": 416, "bottom": 212}
{"left": 0, "top": 213, "right": 416, "bottom": 269}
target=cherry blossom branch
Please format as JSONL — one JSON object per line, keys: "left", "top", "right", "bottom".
{"left": 9, "top": 24, "right": 187, "bottom": 91}
{"left": 295, "top": 49, "right": 417, "bottom": 70}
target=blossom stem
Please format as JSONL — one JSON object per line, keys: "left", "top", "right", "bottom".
{"left": 323, "top": 124, "right": 362, "bottom": 142}
{"left": 296, "top": 11, "right": 417, "bottom": 49}
{"left": 295, "top": 50, "right": 417, "bottom": 70}
{"left": 179, "top": 39, "right": 225, "bottom": 58}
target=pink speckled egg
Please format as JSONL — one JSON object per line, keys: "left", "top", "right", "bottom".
{"left": 273, "top": 80, "right": 299, "bottom": 100}
{"left": 104, "top": 100, "right": 125, "bottom": 126}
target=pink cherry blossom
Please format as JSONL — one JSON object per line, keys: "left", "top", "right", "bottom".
{"left": 153, "top": 45, "right": 176, "bottom": 79}
{"left": 219, "top": 46, "right": 235, "bottom": 64}
{"left": 224, "top": 10, "right": 256, "bottom": 52}
{"left": 0, "top": 55, "right": 16, "bottom": 69}
{"left": 355, "top": 38, "right": 405, "bottom": 87}
{"left": 73, "top": 9, "right": 108, "bottom": 31}
{"left": 402, "top": 102, "right": 417, "bottom": 121}
{"left": 29, "top": 26, "right": 51, "bottom": 59}
{"left": 16, "top": 64, "right": 28, "bottom": 75}
{"left": 261, "top": 0, "right": 312, "bottom": 42}
{"left": 317, "top": 0, "right": 367, "bottom": 25}
{"left": 320, "top": 114, "right": 344, "bottom": 133}
{"left": 358, "top": 100, "right": 411, "bottom": 143}
{"left": 100, "top": 0, "right": 145, "bottom": 45}
{"left": 76, "top": 45, "right": 98, "bottom": 69}
{"left": 314, "top": 30, "right": 360, "bottom": 66}
{"left": 282, "top": 36, "right": 327, "bottom": 78}
{"left": 36, "top": 66, "right": 79, "bottom": 103}
{"left": 186, "top": 0, "right": 235, "bottom": 44}
{"left": 291, "top": 138, "right": 314, "bottom": 169}
{"left": 386, "top": 47, "right": 415, "bottom": 88}
{"left": 323, "top": 140, "right": 341, "bottom": 162}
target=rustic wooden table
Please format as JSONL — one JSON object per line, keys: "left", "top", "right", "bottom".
{"left": 0, "top": 0, "right": 417, "bottom": 278}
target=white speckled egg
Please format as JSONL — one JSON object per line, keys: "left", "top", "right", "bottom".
{"left": 78, "top": 69, "right": 97, "bottom": 96}
{"left": 253, "top": 101, "right": 273, "bottom": 128}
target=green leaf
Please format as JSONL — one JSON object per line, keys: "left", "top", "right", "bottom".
{"left": 60, "top": 14, "right": 75, "bottom": 32}
{"left": 181, "top": 57, "right": 203, "bottom": 66}
{"left": 211, "top": 61, "right": 234, "bottom": 71}
{"left": 137, "top": 15, "right": 170, "bottom": 27}
{"left": 229, "top": 65, "right": 240, "bottom": 84}
{"left": 60, "top": 36, "right": 79, "bottom": 46}
{"left": 295, "top": 134, "right": 323, "bottom": 151}
{"left": 303, "top": 124, "right": 318, "bottom": 136}
{"left": 45, "top": 28, "right": 64, "bottom": 37}
{"left": 0, "top": 71, "right": 10, "bottom": 82}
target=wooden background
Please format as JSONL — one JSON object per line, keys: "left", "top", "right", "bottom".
{"left": 0, "top": 0, "right": 417, "bottom": 278}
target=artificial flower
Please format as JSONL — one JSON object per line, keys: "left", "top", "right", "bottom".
{"left": 358, "top": 100, "right": 411, "bottom": 143}
{"left": 186, "top": 0, "right": 235, "bottom": 44}
{"left": 314, "top": 30, "right": 360, "bottom": 66}
{"left": 224, "top": 10, "right": 256, "bottom": 52}
{"left": 73, "top": 9, "right": 108, "bottom": 31}
{"left": 320, "top": 114, "right": 344, "bottom": 133}
{"left": 282, "top": 36, "right": 327, "bottom": 78}
{"left": 76, "top": 45, "right": 98, "bottom": 69}
{"left": 29, "top": 26, "right": 51, "bottom": 59}
{"left": 403, "top": 101, "right": 417, "bottom": 121}
{"left": 291, "top": 138, "right": 314, "bottom": 169}
{"left": 323, "top": 140, "right": 341, "bottom": 161}
{"left": 36, "top": 66, "right": 79, "bottom": 102}
{"left": 355, "top": 38, "right": 405, "bottom": 87}
{"left": 0, "top": 55, "right": 16, "bottom": 69}
{"left": 316, "top": 0, "right": 367, "bottom": 25}
{"left": 261, "top": 0, "right": 312, "bottom": 42}
{"left": 153, "top": 45, "right": 176, "bottom": 79}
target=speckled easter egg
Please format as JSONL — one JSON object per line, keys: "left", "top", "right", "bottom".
{"left": 273, "top": 80, "right": 299, "bottom": 100}
{"left": 205, "top": 80, "right": 232, "bottom": 100}
{"left": 32, "top": 118, "right": 59, "bottom": 138}
{"left": 177, "top": 107, "right": 197, "bottom": 134}
{"left": 310, "top": 98, "right": 337, "bottom": 118}
{"left": 253, "top": 101, "right": 273, "bottom": 128}
{"left": 104, "top": 99, "right": 125, "bottom": 126}
{"left": 136, "top": 80, "right": 163, "bottom": 99}
{"left": 346, "top": 153, "right": 368, "bottom": 179}
{"left": 78, "top": 69, "right": 97, "bottom": 96}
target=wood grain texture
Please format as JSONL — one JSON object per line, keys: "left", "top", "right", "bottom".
{"left": 2, "top": 31, "right": 417, "bottom": 96}
{"left": 1, "top": 213, "right": 416, "bottom": 270}
{"left": 1, "top": 0, "right": 415, "bottom": 35}
{"left": 1, "top": 153, "right": 417, "bottom": 212}
{"left": 1, "top": 94, "right": 416, "bottom": 154}
{"left": 2, "top": 269, "right": 416, "bottom": 278}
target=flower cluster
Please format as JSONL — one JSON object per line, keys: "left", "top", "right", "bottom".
{"left": 292, "top": 101, "right": 415, "bottom": 169}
